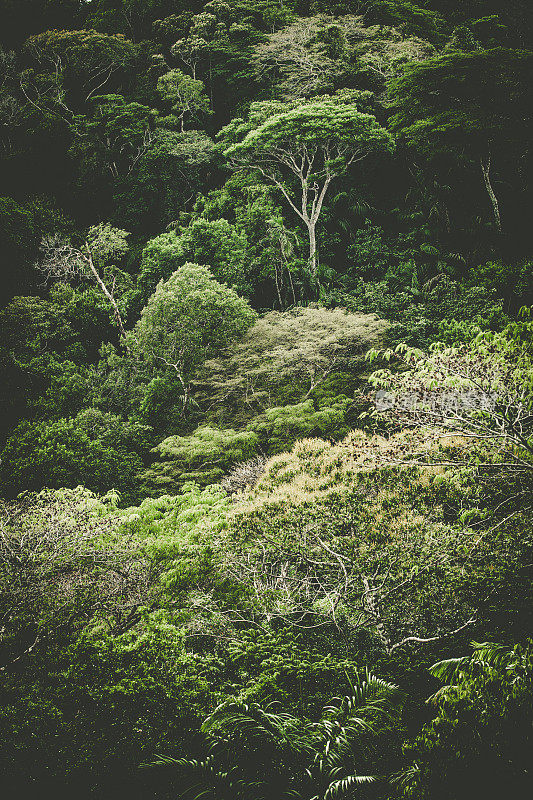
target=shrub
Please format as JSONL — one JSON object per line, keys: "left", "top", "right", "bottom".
{"left": 199, "top": 307, "right": 387, "bottom": 425}
{"left": 248, "top": 399, "right": 350, "bottom": 455}
{"left": 140, "top": 426, "right": 259, "bottom": 494}
{"left": 0, "top": 410, "right": 147, "bottom": 496}
{"left": 221, "top": 456, "right": 267, "bottom": 495}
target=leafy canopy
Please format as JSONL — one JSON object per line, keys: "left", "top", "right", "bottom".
{"left": 131, "top": 263, "right": 256, "bottom": 393}
{"left": 390, "top": 47, "right": 533, "bottom": 155}
{"left": 224, "top": 99, "right": 395, "bottom": 167}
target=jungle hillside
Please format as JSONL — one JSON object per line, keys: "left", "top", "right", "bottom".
{"left": 1, "top": 1, "right": 532, "bottom": 798}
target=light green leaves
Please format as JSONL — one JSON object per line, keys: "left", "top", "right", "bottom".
{"left": 225, "top": 101, "right": 394, "bottom": 162}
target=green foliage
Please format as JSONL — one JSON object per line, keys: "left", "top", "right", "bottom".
{"left": 111, "top": 127, "right": 216, "bottom": 234}
{"left": 0, "top": 196, "right": 39, "bottom": 303}
{"left": 73, "top": 93, "right": 156, "bottom": 178}
{"left": 1, "top": 429, "right": 532, "bottom": 794}
{"left": 468, "top": 259, "right": 533, "bottom": 310}
{"left": 136, "top": 229, "right": 184, "bottom": 302}
{"left": 1, "top": 2, "right": 533, "bottom": 796}
{"left": 200, "top": 308, "right": 387, "bottom": 425}
{"left": 391, "top": 47, "right": 533, "bottom": 156}
{"left": 224, "top": 100, "right": 394, "bottom": 161}
{"left": 137, "top": 217, "right": 250, "bottom": 301}
{"left": 135, "top": 374, "right": 187, "bottom": 432}
{"left": 401, "top": 641, "right": 533, "bottom": 799}
{"left": 369, "top": 312, "right": 533, "bottom": 475}
{"left": 194, "top": 174, "right": 307, "bottom": 306}
{"left": 24, "top": 28, "right": 138, "bottom": 106}
{"left": 328, "top": 276, "right": 508, "bottom": 348}
{"left": 0, "top": 284, "right": 116, "bottom": 440}
{"left": 86, "top": 221, "right": 131, "bottom": 265}
{"left": 0, "top": 482, "right": 227, "bottom": 791}
{"left": 252, "top": 15, "right": 434, "bottom": 101}
{"left": 221, "top": 96, "right": 394, "bottom": 275}
{"left": 177, "top": 218, "right": 249, "bottom": 292}
{"left": 131, "top": 262, "right": 256, "bottom": 401}
{"left": 213, "top": 427, "right": 533, "bottom": 650}
{"left": 390, "top": 47, "right": 533, "bottom": 233}
{"left": 362, "top": 2, "right": 444, "bottom": 40}
{"left": 0, "top": 410, "right": 147, "bottom": 496}
{"left": 152, "top": 670, "right": 403, "bottom": 800}
{"left": 140, "top": 426, "right": 259, "bottom": 493}
{"left": 157, "top": 69, "right": 211, "bottom": 130}
{"left": 249, "top": 399, "right": 349, "bottom": 455}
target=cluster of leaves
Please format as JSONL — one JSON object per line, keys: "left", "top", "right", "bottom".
{"left": 368, "top": 310, "right": 533, "bottom": 479}
{"left": 401, "top": 640, "right": 533, "bottom": 799}
{"left": 151, "top": 672, "right": 404, "bottom": 800}
{"left": 140, "top": 426, "right": 259, "bottom": 494}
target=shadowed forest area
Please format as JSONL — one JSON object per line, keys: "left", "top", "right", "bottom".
{"left": 0, "top": 1, "right": 532, "bottom": 797}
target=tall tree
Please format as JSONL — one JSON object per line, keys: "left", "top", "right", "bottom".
{"left": 131, "top": 263, "right": 256, "bottom": 408}
{"left": 156, "top": 68, "right": 210, "bottom": 131}
{"left": 221, "top": 98, "right": 394, "bottom": 278}
{"left": 390, "top": 47, "right": 533, "bottom": 234}
{"left": 36, "top": 223, "right": 131, "bottom": 342}
{"left": 23, "top": 29, "right": 138, "bottom": 107}
{"left": 73, "top": 94, "right": 156, "bottom": 178}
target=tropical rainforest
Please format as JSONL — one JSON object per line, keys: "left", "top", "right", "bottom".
{"left": 0, "top": 0, "right": 532, "bottom": 797}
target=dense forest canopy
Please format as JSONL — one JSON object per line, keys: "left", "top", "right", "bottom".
{"left": 0, "top": 0, "right": 532, "bottom": 797}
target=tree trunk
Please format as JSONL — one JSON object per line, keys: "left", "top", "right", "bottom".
{"left": 85, "top": 246, "right": 130, "bottom": 352}
{"left": 307, "top": 221, "right": 318, "bottom": 278}
{"left": 480, "top": 154, "right": 502, "bottom": 233}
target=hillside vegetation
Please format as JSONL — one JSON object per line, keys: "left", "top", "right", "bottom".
{"left": 0, "top": 1, "right": 532, "bottom": 798}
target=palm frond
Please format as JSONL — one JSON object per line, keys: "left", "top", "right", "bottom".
{"left": 324, "top": 671, "right": 402, "bottom": 724}
{"left": 202, "top": 699, "right": 314, "bottom": 760}
{"left": 143, "top": 755, "right": 236, "bottom": 800}
{"left": 391, "top": 763, "right": 421, "bottom": 795}
{"left": 324, "top": 774, "right": 376, "bottom": 798}
{"left": 429, "top": 642, "right": 514, "bottom": 683}
{"left": 428, "top": 656, "right": 470, "bottom": 683}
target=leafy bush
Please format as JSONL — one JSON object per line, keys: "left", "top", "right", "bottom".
{"left": 136, "top": 230, "right": 184, "bottom": 306}
{"left": 0, "top": 410, "right": 148, "bottom": 496}
{"left": 0, "top": 483, "right": 229, "bottom": 793}
{"left": 135, "top": 219, "right": 250, "bottom": 307}
{"left": 199, "top": 308, "right": 387, "bottom": 425}
{"left": 131, "top": 263, "right": 256, "bottom": 408}
{"left": 215, "top": 429, "right": 533, "bottom": 651}
{"left": 140, "top": 426, "right": 259, "bottom": 494}
{"left": 326, "top": 277, "right": 508, "bottom": 347}
{"left": 248, "top": 399, "right": 350, "bottom": 455}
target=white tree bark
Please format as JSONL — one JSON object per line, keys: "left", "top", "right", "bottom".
{"left": 480, "top": 151, "right": 502, "bottom": 233}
